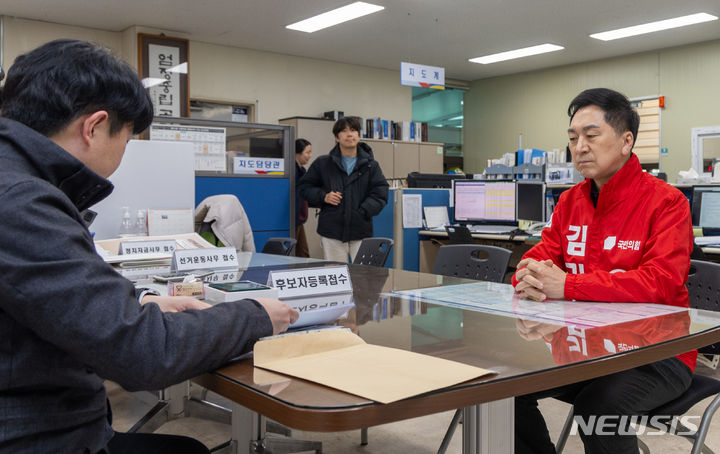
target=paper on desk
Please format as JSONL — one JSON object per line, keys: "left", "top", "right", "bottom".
{"left": 695, "top": 236, "right": 720, "bottom": 246}
{"left": 254, "top": 329, "right": 495, "bottom": 404}
{"left": 423, "top": 206, "right": 449, "bottom": 229}
{"left": 95, "top": 233, "right": 214, "bottom": 263}
{"left": 389, "top": 282, "right": 687, "bottom": 328}
{"left": 402, "top": 194, "right": 423, "bottom": 228}
{"left": 148, "top": 209, "right": 194, "bottom": 236}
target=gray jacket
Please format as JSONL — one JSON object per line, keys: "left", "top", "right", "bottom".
{"left": 0, "top": 118, "right": 272, "bottom": 453}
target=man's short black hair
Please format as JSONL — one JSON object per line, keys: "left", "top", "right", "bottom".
{"left": 0, "top": 39, "right": 153, "bottom": 137}
{"left": 568, "top": 88, "right": 639, "bottom": 148}
{"left": 295, "top": 138, "right": 311, "bottom": 154}
{"left": 332, "top": 116, "right": 361, "bottom": 137}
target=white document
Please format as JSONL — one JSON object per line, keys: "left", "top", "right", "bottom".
{"left": 402, "top": 194, "right": 423, "bottom": 228}
{"left": 388, "top": 282, "right": 686, "bottom": 327}
{"left": 147, "top": 209, "right": 194, "bottom": 236}
{"left": 150, "top": 124, "right": 227, "bottom": 172}
{"left": 285, "top": 293, "right": 355, "bottom": 328}
{"left": 695, "top": 236, "right": 720, "bottom": 246}
{"left": 423, "top": 206, "right": 449, "bottom": 229}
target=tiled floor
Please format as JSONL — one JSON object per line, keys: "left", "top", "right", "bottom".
{"left": 109, "top": 362, "right": 720, "bottom": 453}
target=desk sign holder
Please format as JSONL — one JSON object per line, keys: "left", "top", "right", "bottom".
{"left": 267, "top": 265, "right": 352, "bottom": 299}
{"left": 119, "top": 239, "right": 176, "bottom": 255}
{"left": 171, "top": 247, "right": 239, "bottom": 272}
{"left": 203, "top": 270, "right": 240, "bottom": 284}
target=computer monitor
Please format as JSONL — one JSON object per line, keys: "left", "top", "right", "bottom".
{"left": 407, "top": 172, "right": 468, "bottom": 188}
{"left": 453, "top": 180, "right": 516, "bottom": 223}
{"left": 516, "top": 181, "right": 546, "bottom": 223}
{"left": 249, "top": 137, "right": 283, "bottom": 158}
{"left": 691, "top": 185, "right": 720, "bottom": 229}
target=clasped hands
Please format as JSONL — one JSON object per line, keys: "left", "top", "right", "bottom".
{"left": 514, "top": 258, "right": 567, "bottom": 301}
{"left": 515, "top": 318, "right": 562, "bottom": 341}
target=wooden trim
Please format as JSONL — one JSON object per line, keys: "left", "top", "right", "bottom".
{"left": 137, "top": 33, "right": 190, "bottom": 117}
{"left": 193, "top": 327, "right": 720, "bottom": 432}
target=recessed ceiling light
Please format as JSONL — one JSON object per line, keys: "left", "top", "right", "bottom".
{"left": 286, "top": 2, "right": 385, "bottom": 33}
{"left": 590, "top": 12, "right": 718, "bottom": 41}
{"left": 469, "top": 44, "right": 564, "bottom": 65}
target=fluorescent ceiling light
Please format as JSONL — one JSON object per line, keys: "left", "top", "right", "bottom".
{"left": 448, "top": 115, "right": 464, "bottom": 121}
{"left": 286, "top": 2, "right": 385, "bottom": 33}
{"left": 469, "top": 44, "right": 564, "bottom": 64}
{"left": 590, "top": 12, "right": 718, "bottom": 41}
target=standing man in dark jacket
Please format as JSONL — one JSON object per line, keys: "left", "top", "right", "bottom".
{"left": 298, "top": 117, "right": 389, "bottom": 262}
{"left": 0, "top": 39, "right": 297, "bottom": 454}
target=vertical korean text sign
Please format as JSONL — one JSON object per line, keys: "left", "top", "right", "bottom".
{"left": 138, "top": 33, "right": 190, "bottom": 117}
{"left": 400, "top": 62, "right": 445, "bottom": 90}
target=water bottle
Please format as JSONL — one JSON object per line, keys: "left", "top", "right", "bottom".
{"left": 135, "top": 209, "right": 148, "bottom": 236}
{"left": 118, "top": 206, "right": 135, "bottom": 238}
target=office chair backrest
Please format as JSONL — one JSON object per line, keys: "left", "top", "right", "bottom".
{"left": 688, "top": 259, "right": 720, "bottom": 355}
{"left": 353, "top": 237, "right": 393, "bottom": 267}
{"left": 262, "top": 237, "right": 297, "bottom": 256}
{"left": 445, "top": 225, "right": 474, "bottom": 244}
{"left": 432, "top": 244, "right": 511, "bottom": 283}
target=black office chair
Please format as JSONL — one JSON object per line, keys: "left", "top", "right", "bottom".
{"left": 445, "top": 225, "right": 474, "bottom": 244}
{"left": 261, "top": 237, "right": 297, "bottom": 256}
{"left": 433, "top": 244, "right": 512, "bottom": 454}
{"left": 432, "top": 244, "right": 512, "bottom": 282}
{"left": 555, "top": 259, "right": 720, "bottom": 454}
{"left": 353, "top": 237, "right": 393, "bottom": 267}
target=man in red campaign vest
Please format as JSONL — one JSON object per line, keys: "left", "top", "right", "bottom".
{"left": 511, "top": 88, "right": 695, "bottom": 454}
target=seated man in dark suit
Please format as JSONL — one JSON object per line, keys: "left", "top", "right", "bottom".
{"left": 0, "top": 39, "right": 298, "bottom": 453}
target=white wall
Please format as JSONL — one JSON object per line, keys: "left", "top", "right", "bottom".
{"left": 2, "top": 17, "right": 123, "bottom": 66}
{"left": 463, "top": 39, "right": 720, "bottom": 182}
{"left": 1, "top": 17, "right": 412, "bottom": 126}
{"left": 190, "top": 41, "right": 412, "bottom": 124}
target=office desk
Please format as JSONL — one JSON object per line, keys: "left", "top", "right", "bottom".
{"left": 126, "top": 252, "right": 331, "bottom": 432}
{"left": 418, "top": 230, "right": 533, "bottom": 275}
{"left": 192, "top": 258, "right": 720, "bottom": 454}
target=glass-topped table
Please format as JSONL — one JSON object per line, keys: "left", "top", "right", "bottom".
{"left": 191, "top": 254, "right": 720, "bottom": 454}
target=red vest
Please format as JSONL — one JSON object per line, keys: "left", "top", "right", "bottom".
{"left": 513, "top": 155, "right": 696, "bottom": 370}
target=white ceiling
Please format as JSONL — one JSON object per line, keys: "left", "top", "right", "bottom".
{"left": 3, "top": 0, "right": 720, "bottom": 81}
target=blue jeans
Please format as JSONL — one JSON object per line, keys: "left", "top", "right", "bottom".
{"left": 515, "top": 357, "right": 692, "bottom": 454}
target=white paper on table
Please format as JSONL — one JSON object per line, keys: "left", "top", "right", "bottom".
{"left": 387, "top": 282, "right": 687, "bottom": 328}
{"left": 402, "top": 194, "right": 423, "bottom": 228}
{"left": 423, "top": 206, "right": 449, "bottom": 229}
{"left": 147, "top": 209, "right": 194, "bottom": 236}
{"left": 695, "top": 236, "right": 720, "bottom": 246}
